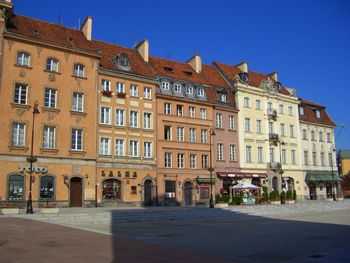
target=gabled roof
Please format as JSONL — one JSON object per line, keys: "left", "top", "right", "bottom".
{"left": 299, "top": 98, "right": 335, "bottom": 127}
{"left": 6, "top": 14, "right": 98, "bottom": 54}
{"left": 201, "top": 64, "right": 230, "bottom": 89}
{"left": 214, "top": 61, "right": 291, "bottom": 95}
{"left": 91, "top": 40, "right": 156, "bottom": 79}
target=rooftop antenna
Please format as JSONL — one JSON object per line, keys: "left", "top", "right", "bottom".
{"left": 131, "top": 34, "right": 136, "bottom": 47}
{"left": 58, "top": 14, "right": 62, "bottom": 25}
{"left": 78, "top": 18, "right": 81, "bottom": 29}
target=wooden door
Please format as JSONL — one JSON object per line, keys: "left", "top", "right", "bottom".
{"left": 70, "top": 177, "right": 82, "bottom": 207}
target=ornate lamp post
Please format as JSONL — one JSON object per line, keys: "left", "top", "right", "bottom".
{"left": 330, "top": 146, "right": 336, "bottom": 201}
{"left": 26, "top": 100, "right": 40, "bottom": 214}
{"left": 209, "top": 128, "right": 216, "bottom": 208}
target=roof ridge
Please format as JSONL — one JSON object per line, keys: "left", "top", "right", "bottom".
{"left": 91, "top": 39, "right": 136, "bottom": 52}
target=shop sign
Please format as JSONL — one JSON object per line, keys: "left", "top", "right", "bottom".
{"left": 18, "top": 165, "right": 48, "bottom": 173}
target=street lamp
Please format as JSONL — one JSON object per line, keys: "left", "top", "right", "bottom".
{"left": 208, "top": 128, "right": 216, "bottom": 208}
{"left": 26, "top": 100, "right": 40, "bottom": 214}
{"left": 330, "top": 147, "right": 336, "bottom": 201}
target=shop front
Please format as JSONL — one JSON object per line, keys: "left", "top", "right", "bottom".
{"left": 305, "top": 171, "right": 342, "bottom": 200}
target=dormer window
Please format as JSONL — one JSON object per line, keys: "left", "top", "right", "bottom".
{"left": 174, "top": 83, "right": 182, "bottom": 92}
{"left": 183, "top": 71, "right": 192, "bottom": 76}
{"left": 186, "top": 85, "right": 193, "bottom": 94}
{"left": 198, "top": 87, "right": 205, "bottom": 97}
{"left": 161, "top": 81, "right": 170, "bottom": 90}
{"left": 163, "top": 67, "right": 173, "bottom": 72}
{"left": 299, "top": 107, "right": 304, "bottom": 116}
{"left": 315, "top": 110, "right": 321, "bottom": 118}
{"left": 114, "top": 53, "right": 131, "bottom": 70}
{"left": 220, "top": 93, "right": 227, "bottom": 102}
{"left": 238, "top": 72, "right": 249, "bottom": 82}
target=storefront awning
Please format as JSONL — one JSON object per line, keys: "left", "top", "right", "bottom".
{"left": 305, "top": 171, "right": 341, "bottom": 182}
{"left": 196, "top": 177, "right": 217, "bottom": 183}
{"left": 217, "top": 172, "right": 267, "bottom": 178}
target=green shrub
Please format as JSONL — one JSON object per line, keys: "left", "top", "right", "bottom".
{"left": 280, "top": 191, "right": 286, "bottom": 201}
{"left": 215, "top": 194, "right": 221, "bottom": 203}
{"left": 270, "top": 190, "right": 280, "bottom": 201}
{"left": 286, "top": 190, "right": 293, "bottom": 200}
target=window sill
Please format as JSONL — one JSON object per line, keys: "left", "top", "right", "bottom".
{"left": 129, "top": 127, "right": 141, "bottom": 130}
{"left": 114, "top": 125, "right": 126, "bottom": 128}
{"left": 98, "top": 154, "right": 112, "bottom": 158}
{"left": 216, "top": 160, "right": 225, "bottom": 162}
{"left": 8, "top": 145, "right": 29, "bottom": 151}
{"left": 69, "top": 150, "right": 86, "bottom": 155}
{"left": 71, "top": 74, "right": 87, "bottom": 80}
{"left": 70, "top": 110, "right": 87, "bottom": 117}
{"left": 43, "top": 69, "right": 61, "bottom": 75}
{"left": 143, "top": 97, "right": 152, "bottom": 101}
{"left": 99, "top": 124, "right": 113, "bottom": 128}
{"left": 215, "top": 127, "right": 224, "bottom": 130}
{"left": 143, "top": 128, "right": 154, "bottom": 132}
{"left": 14, "top": 64, "right": 32, "bottom": 69}
{"left": 40, "top": 148, "right": 59, "bottom": 154}
{"left": 41, "top": 107, "right": 60, "bottom": 113}
{"left": 10, "top": 103, "right": 31, "bottom": 110}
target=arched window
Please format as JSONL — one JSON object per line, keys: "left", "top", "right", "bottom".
{"left": 102, "top": 179, "right": 121, "bottom": 199}
{"left": 40, "top": 175, "right": 55, "bottom": 200}
{"left": 46, "top": 58, "right": 59, "bottom": 72}
{"left": 272, "top": 176, "right": 278, "bottom": 192}
{"left": 8, "top": 174, "right": 24, "bottom": 200}
{"left": 16, "top": 51, "right": 30, "bottom": 67}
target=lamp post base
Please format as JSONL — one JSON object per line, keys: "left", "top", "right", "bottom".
{"left": 209, "top": 196, "right": 214, "bottom": 208}
{"left": 26, "top": 193, "right": 33, "bottom": 214}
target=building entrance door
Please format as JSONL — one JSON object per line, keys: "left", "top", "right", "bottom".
{"left": 70, "top": 177, "right": 83, "bottom": 207}
{"left": 144, "top": 179, "right": 153, "bottom": 206}
{"left": 309, "top": 184, "right": 317, "bottom": 200}
{"left": 184, "top": 181, "right": 193, "bottom": 206}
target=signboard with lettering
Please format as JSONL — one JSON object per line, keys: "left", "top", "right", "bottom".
{"left": 18, "top": 165, "right": 48, "bottom": 173}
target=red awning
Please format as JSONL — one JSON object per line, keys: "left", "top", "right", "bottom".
{"left": 217, "top": 172, "right": 267, "bottom": 178}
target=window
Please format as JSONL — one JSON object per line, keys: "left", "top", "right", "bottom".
{"left": 269, "top": 148, "right": 275, "bottom": 163}
{"left": 280, "top": 124, "right": 285, "bottom": 137}
{"left": 220, "top": 93, "right": 227, "bottom": 102}
{"left": 143, "top": 113, "right": 152, "bottom": 129}
{"left": 320, "top": 152, "right": 325, "bottom": 166}
{"left": 46, "top": 58, "right": 58, "bottom": 72}
{"left": 230, "top": 144, "right": 236, "bottom": 161}
{"left": 319, "top": 131, "right": 324, "bottom": 142}
{"left": 315, "top": 110, "right": 321, "bottom": 118}
{"left": 257, "top": 147, "right": 263, "bottom": 163}
{"left": 14, "top": 83, "right": 28, "bottom": 105}
{"left": 299, "top": 107, "right": 304, "bottom": 116}
{"left": 8, "top": 174, "right": 24, "bottom": 200}
{"left": 44, "top": 88, "right": 57, "bottom": 108}
{"left": 312, "top": 152, "right": 317, "bottom": 166}
{"left": 100, "top": 137, "right": 110, "bottom": 155}
{"left": 328, "top": 153, "right": 333, "bottom": 166}
{"left": 186, "top": 85, "right": 193, "bottom": 94}
{"left": 144, "top": 142, "right": 152, "bottom": 158}
{"left": 229, "top": 116, "right": 235, "bottom": 130}
{"left": 256, "top": 120, "right": 262, "bottom": 134}
{"left": 72, "top": 92, "right": 84, "bottom": 112}
{"left": 164, "top": 126, "right": 172, "bottom": 140}
{"left": 129, "top": 111, "right": 138, "bottom": 128}
{"left": 304, "top": 151, "right": 309, "bottom": 165}
{"left": 216, "top": 113, "right": 223, "bottom": 128}
{"left": 164, "top": 103, "right": 171, "bottom": 114}
{"left": 144, "top": 87, "right": 151, "bottom": 99}
{"left": 246, "top": 146, "right": 252, "bottom": 162}
{"left": 130, "top": 84, "right": 138, "bottom": 97}
{"left": 267, "top": 102, "right": 273, "bottom": 111}
{"left": 165, "top": 181, "right": 176, "bottom": 199}
{"left": 177, "top": 153, "right": 185, "bottom": 168}
{"left": 40, "top": 176, "right": 55, "bottom": 200}
{"left": 101, "top": 79, "right": 111, "bottom": 91}
{"left": 189, "top": 128, "right": 196, "bottom": 143}
{"left": 288, "top": 106, "right": 293, "bottom": 116}
{"left": 115, "top": 139, "right": 125, "bottom": 156}
{"left": 200, "top": 108, "right": 207, "bottom": 119}
{"left": 174, "top": 83, "right": 182, "bottom": 92}
{"left": 129, "top": 140, "right": 139, "bottom": 157}
{"left": 245, "top": 118, "right": 251, "bottom": 132}
{"left": 116, "top": 82, "right": 125, "bottom": 94}
{"left": 217, "top": 144, "right": 224, "bottom": 160}
{"left": 176, "top": 105, "right": 184, "bottom": 116}
{"left": 73, "top": 63, "right": 85, "bottom": 77}
{"left": 202, "top": 155, "right": 208, "bottom": 169}
{"left": 289, "top": 125, "right": 295, "bottom": 138}
{"left": 165, "top": 152, "right": 172, "bottom": 168}
{"left": 189, "top": 106, "right": 195, "bottom": 118}
{"left": 200, "top": 187, "right": 209, "bottom": 199}
{"left": 100, "top": 107, "right": 111, "bottom": 125}
{"left": 198, "top": 88, "right": 204, "bottom": 97}
{"left": 327, "top": 133, "right": 331, "bottom": 143}
{"left": 302, "top": 129, "right": 307, "bottom": 140}
{"left": 16, "top": 52, "right": 30, "bottom": 67}
{"left": 177, "top": 127, "right": 184, "bottom": 142}
{"left": 244, "top": 97, "right": 250, "bottom": 108}
{"left": 115, "top": 109, "right": 125, "bottom": 126}
{"left": 255, "top": 100, "right": 261, "bottom": 110}
{"left": 102, "top": 179, "right": 121, "bottom": 200}
{"left": 268, "top": 122, "right": 274, "bottom": 135}
{"left": 162, "top": 81, "right": 170, "bottom": 90}
{"left": 282, "top": 149, "right": 287, "bottom": 164}
{"left": 43, "top": 126, "right": 55, "bottom": 148}
{"left": 12, "top": 123, "right": 25, "bottom": 146}
{"left": 279, "top": 104, "right": 284, "bottom": 114}
{"left": 311, "top": 130, "right": 315, "bottom": 141}
{"left": 190, "top": 154, "right": 197, "bottom": 169}
{"left": 291, "top": 150, "right": 296, "bottom": 165}
{"left": 201, "top": 129, "right": 208, "bottom": 143}
{"left": 71, "top": 128, "right": 83, "bottom": 150}
{"left": 116, "top": 53, "right": 130, "bottom": 68}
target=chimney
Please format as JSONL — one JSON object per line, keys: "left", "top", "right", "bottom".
{"left": 235, "top": 62, "right": 248, "bottom": 73}
{"left": 268, "top": 72, "right": 278, "bottom": 81}
{"left": 81, "top": 16, "right": 92, "bottom": 41}
{"left": 187, "top": 54, "right": 202, "bottom": 74}
{"left": 136, "top": 40, "right": 149, "bottom": 62}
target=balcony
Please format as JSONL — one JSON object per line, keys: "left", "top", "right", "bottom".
{"left": 269, "top": 162, "right": 283, "bottom": 173}
{"left": 269, "top": 133, "right": 279, "bottom": 145}
{"left": 267, "top": 108, "right": 277, "bottom": 120}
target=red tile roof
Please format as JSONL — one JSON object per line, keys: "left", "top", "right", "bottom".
{"left": 201, "top": 64, "right": 230, "bottom": 89}
{"left": 91, "top": 40, "right": 156, "bottom": 78}
{"left": 299, "top": 98, "right": 335, "bottom": 127}
{"left": 6, "top": 14, "right": 98, "bottom": 54}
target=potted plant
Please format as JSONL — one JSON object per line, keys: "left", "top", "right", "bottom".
{"left": 270, "top": 190, "right": 281, "bottom": 205}
{"left": 280, "top": 191, "right": 286, "bottom": 204}
{"left": 285, "top": 190, "right": 295, "bottom": 204}
{"left": 102, "top": 90, "right": 113, "bottom": 97}
{"left": 116, "top": 92, "right": 126, "bottom": 98}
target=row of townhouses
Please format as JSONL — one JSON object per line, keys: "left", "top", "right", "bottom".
{"left": 0, "top": 1, "right": 340, "bottom": 208}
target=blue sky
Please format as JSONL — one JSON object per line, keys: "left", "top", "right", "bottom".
{"left": 13, "top": 0, "right": 350, "bottom": 149}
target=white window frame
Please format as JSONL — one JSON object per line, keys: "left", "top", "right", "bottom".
{"left": 201, "top": 129, "right": 208, "bottom": 143}
{"left": 246, "top": 146, "right": 252, "bottom": 162}
{"left": 177, "top": 127, "right": 184, "bottom": 142}
{"left": 72, "top": 92, "right": 84, "bottom": 112}
{"left": 115, "top": 139, "right": 125, "bottom": 156}
{"left": 143, "top": 112, "right": 152, "bottom": 130}
{"left": 200, "top": 108, "right": 207, "bottom": 119}
{"left": 202, "top": 155, "right": 208, "bottom": 169}
{"left": 230, "top": 144, "right": 236, "bottom": 161}
{"left": 256, "top": 120, "right": 262, "bottom": 134}
{"left": 129, "top": 110, "right": 139, "bottom": 128}
{"left": 174, "top": 83, "right": 182, "bottom": 92}
{"left": 177, "top": 153, "right": 185, "bottom": 168}
{"left": 44, "top": 87, "right": 57, "bottom": 108}
{"left": 144, "top": 141, "right": 152, "bottom": 158}
{"left": 176, "top": 105, "right": 184, "bottom": 116}
{"left": 71, "top": 128, "right": 83, "bottom": 151}
{"left": 186, "top": 85, "right": 193, "bottom": 94}
{"left": 144, "top": 87, "right": 151, "bottom": 99}
{"left": 130, "top": 84, "right": 138, "bottom": 97}
{"left": 43, "top": 125, "right": 56, "bottom": 149}
{"left": 198, "top": 88, "right": 204, "bottom": 97}
{"left": 291, "top": 150, "right": 296, "bottom": 165}
{"left": 164, "top": 103, "right": 171, "bottom": 115}
{"left": 216, "top": 113, "right": 223, "bottom": 128}
{"left": 162, "top": 81, "right": 170, "bottom": 90}
{"left": 257, "top": 147, "right": 263, "bottom": 163}
{"left": 229, "top": 115, "right": 235, "bottom": 130}
{"left": 74, "top": 63, "right": 85, "bottom": 77}
{"left": 189, "top": 128, "right": 196, "bottom": 143}
{"left": 288, "top": 106, "right": 293, "bottom": 116}
{"left": 189, "top": 106, "right": 195, "bottom": 118}
{"left": 46, "top": 58, "right": 59, "bottom": 72}
{"left": 115, "top": 109, "right": 125, "bottom": 126}
{"left": 17, "top": 52, "right": 30, "bottom": 67}
{"left": 217, "top": 144, "right": 224, "bottom": 161}
{"left": 100, "top": 106, "right": 111, "bottom": 125}
{"left": 245, "top": 118, "right": 251, "bottom": 132}
{"left": 255, "top": 99, "right": 261, "bottom": 110}
{"left": 100, "top": 137, "right": 110, "bottom": 155}
{"left": 12, "top": 122, "right": 25, "bottom": 146}
{"left": 244, "top": 97, "right": 250, "bottom": 108}
{"left": 116, "top": 82, "right": 125, "bottom": 94}
{"left": 14, "top": 83, "right": 28, "bottom": 105}
{"left": 190, "top": 154, "right": 196, "bottom": 169}
{"left": 129, "top": 140, "right": 139, "bottom": 157}
{"left": 165, "top": 152, "right": 172, "bottom": 168}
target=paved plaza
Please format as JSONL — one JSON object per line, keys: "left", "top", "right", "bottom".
{"left": 1, "top": 200, "right": 350, "bottom": 262}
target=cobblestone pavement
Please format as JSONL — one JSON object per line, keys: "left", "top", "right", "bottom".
{"left": 2, "top": 200, "right": 350, "bottom": 262}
